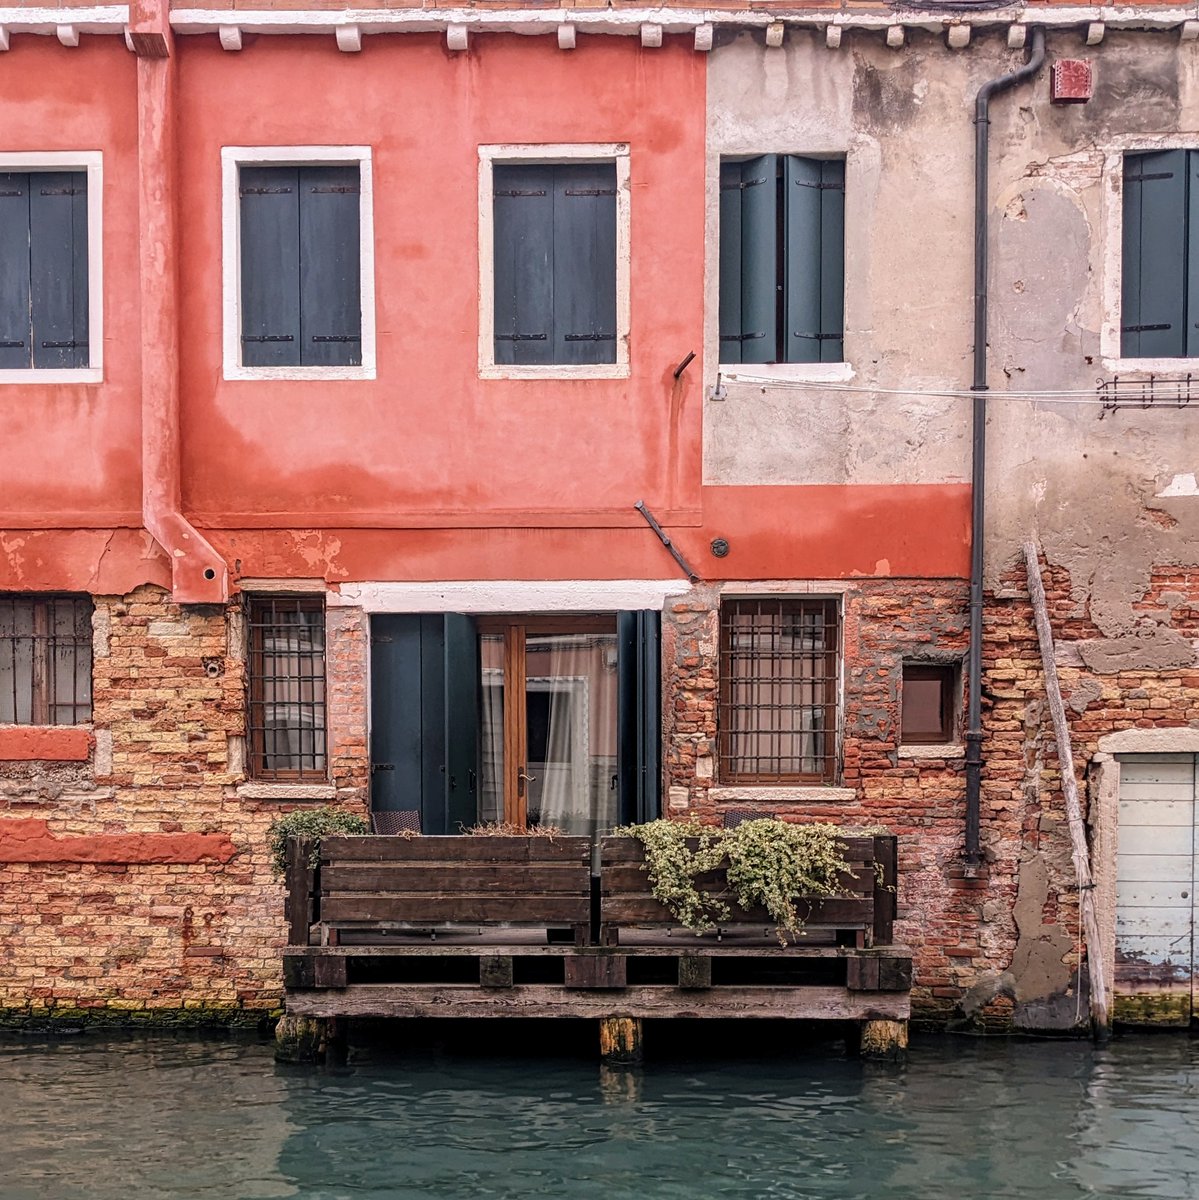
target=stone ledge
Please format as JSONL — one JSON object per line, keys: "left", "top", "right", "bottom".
{"left": 708, "top": 785, "right": 857, "bottom": 804}
{"left": 898, "top": 744, "right": 965, "bottom": 760}
{"left": 236, "top": 782, "right": 337, "bottom": 802}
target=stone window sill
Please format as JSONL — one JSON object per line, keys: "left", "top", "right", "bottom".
{"left": 708, "top": 785, "right": 857, "bottom": 804}
{"left": 236, "top": 782, "right": 336, "bottom": 802}
{"left": 898, "top": 744, "right": 966, "bottom": 760}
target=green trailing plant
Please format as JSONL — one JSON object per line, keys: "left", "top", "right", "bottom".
{"left": 463, "top": 822, "right": 567, "bottom": 838}
{"left": 614, "top": 817, "right": 854, "bottom": 940}
{"left": 267, "top": 807, "right": 369, "bottom": 877}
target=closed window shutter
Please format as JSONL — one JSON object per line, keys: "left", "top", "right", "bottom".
{"left": 493, "top": 163, "right": 555, "bottom": 366}
{"left": 739, "top": 155, "right": 778, "bottom": 364}
{"left": 552, "top": 163, "right": 618, "bottom": 365}
{"left": 1188, "top": 151, "right": 1199, "bottom": 359}
{"left": 298, "top": 165, "right": 361, "bottom": 367}
{"left": 240, "top": 165, "right": 301, "bottom": 367}
{"left": 718, "top": 160, "right": 744, "bottom": 365}
{"left": 1122, "top": 149, "right": 1188, "bottom": 359}
{"left": 784, "top": 155, "right": 822, "bottom": 364}
{"left": 29, "top": 172, "right": 88, "bottom": 369}
{"left": 617, "top": 610, "right": 661, "bottom": 826}
{"left": 817, "top": 158, "right": 845, "bottom": 364}
{"left": 0, "top": 173, "right": 32, "bottom": 370}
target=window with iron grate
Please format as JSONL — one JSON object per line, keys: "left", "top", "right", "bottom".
{"left": 718, "top": 598, "right": 841, "bottom": 783}
{"left": 246, "top": 596, "right": 327, "bottom": 781}
{"left": 0, "top": 595, "right": 93, "bottom": 725}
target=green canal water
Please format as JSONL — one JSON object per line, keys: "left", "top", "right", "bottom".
{"left": 1, "top": 1030, "right": 1197, "bottom": 1200}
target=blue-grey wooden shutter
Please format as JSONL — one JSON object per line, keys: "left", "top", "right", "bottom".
{"left": 370, "top": 615, "right": 431, "bottom": 828}
{"left": 617, "top": 610, "right": 661, "bottom": 826}
{"left": 443, "top": 613, "right": 480, "bottom": 835}
{"left": 493, "top": 164, "right": 555, "bottom": 365}
{"left": 0, "top": 173, "right": 31, "bottom": 370}
{"left": 785, "top": 156, "right": 844, "bottom": 364}
{"left": 739, "top": 155, "right": 778, "bottom": 364}
{"left": 1187, "top": 151, "right": 1199, "bottom": 359}
{"left": 1122, "top": 150, "right": 1188, "bottom": 359}
{"left": 553, "top": 163, "right": 618, "bottom": 365}
{"left": 29, "top": 172, "right": 88, "bottom": 369}
{"left": 240, "top": 165, "right": 301, "bottom": 367}
{"left": 298, "top": 165, "right": 361, "bottom": 367}
{"left": 718, "top": 160, "right": 744, "bottom": 365}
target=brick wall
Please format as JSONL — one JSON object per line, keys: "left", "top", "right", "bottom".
{"left": 0, "top": 585, "right": 367, "bottom": 1026}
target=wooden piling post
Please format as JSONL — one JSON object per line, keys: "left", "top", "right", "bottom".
{"left": 858, "top": 1018, "right": 908, "bottom": 1061}
{"left": 598, "top": 1016, "right": 643, "bottom": 1066}
{"left": 275, "top": 1013, "right": 337, "bottom": 1064}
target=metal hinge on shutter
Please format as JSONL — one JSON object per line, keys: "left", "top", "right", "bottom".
{"left": 722, "top": 332, "right": 767, "bottom": 342}
{"left": 564, "top": 333, "right": 615, "bottom": 342}
{"left": 0, "top": 188, "right": 24, "bottom": 197}
{"left": 240, "top": 186, "right": 293, "bottom": 196}
{"left": 722, "top": 176, "right": 769, "bottom": 191}
{"left": 41, "top": 340, "right": 87, "bottom": 349}
{"left": 311, "top": 335, "right": 361, "bottom": 343}
{"left": 0, "top": 340, "right": 25, "bottom": 348}
{"left": 1125, "top": 172, "right": 1176, "bottom": 183}
{"left": 310, "top": 186, "right": 359, "bottom": 194}
{"left": 495, "top": 189, "right": 547, "bottom": 198}
{"left": 496, "top": 333, "right": 548, "bottom": 342}
{"left": 564, "top": 188, "right": 617, "bottom": 197}
{"left": 242, "top": 334, "right": 295, "bottom": 343}
{"left": 793, "top": 179, "right": 845, "bottom": 191}
{"left": 39, "top": 186, "right": 83, "bottom": 196}
{"left": 791, "top": 332, "right": 841, "bottom": 341}
{"left": 1121, "top": 323, "right": 1173, "bottom": 333}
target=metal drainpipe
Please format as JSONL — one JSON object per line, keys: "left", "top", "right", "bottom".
{"left": 965, "top": 28, "right": 1046, "bottom": 866}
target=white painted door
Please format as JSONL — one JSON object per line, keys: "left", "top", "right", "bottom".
{"left": 1115, "top": 754, "right": 1196, "bottom": 1025}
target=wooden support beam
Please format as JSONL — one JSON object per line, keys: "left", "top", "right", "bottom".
{"left": 285, "top": 838, "right": 317, "bottom": 946}
{"left": 599, "top": 1016, "right": 642, "bottom": 1066}
{"left": 678, "top": 955, "right": 712, "bottom": 990}
{"left": 566, "top": 956, "right": 628, "bottom": 989}
{"left": 858, "top": 1018, "right": 908, "bottom": 1061}
{"left": 480, "top": 956, "right": 514, "bottom": 989}
{"left": 275, "top": 1014, "right": 333, "bottom": 1064}
{"left": 1023, "top": 540, "right": 1111, "bottom": 1035}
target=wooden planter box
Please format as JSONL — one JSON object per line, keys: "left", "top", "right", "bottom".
{"left": 285, "top": 834, "right": 593, "bottom": 946}
{"left": 598, "top": 834, "right": 897, "bottom": 947}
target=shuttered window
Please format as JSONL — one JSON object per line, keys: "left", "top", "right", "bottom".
{"left": 719, "top": 155, "right": 844, "bottom": 365}
{"left": 1122, "top": 150, "right": 1199, "bottom": 359}
{"left": 0, "top": 172, "right": 89, "bottom": 370}
{"left": 493, "top": 162, "right": 618, "bottom": 366}
{"left": 239, "top": 165, "right": 361, "bottom": 368}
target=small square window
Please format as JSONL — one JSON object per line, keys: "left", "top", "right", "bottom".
{"left": 222, "top": 147, "right": 375, "bottom": 380}
{"left": 900, "top": 663, "right": 957, "bottom": 745}
{"left": 0, "top": 595, "right": 93, "bottom": 725}
{"left": 0, "top": 153, "right": 102, "bottom": 383}
{"left": 479, "top": 144, "right": 630, "bottom": 379}
{"left": 246, "top": 596, "right": 327, "bottom": 781}
{"left": 719, "top": 154, "right": 844, "bottom": 365}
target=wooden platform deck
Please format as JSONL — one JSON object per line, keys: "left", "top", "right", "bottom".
{"left": 277, "top": 834, "right": 912, "bottom": 1060}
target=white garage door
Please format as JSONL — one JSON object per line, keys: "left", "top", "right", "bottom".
{"left": 1115, "top": 754, "right": 1196, "bottom": 1025}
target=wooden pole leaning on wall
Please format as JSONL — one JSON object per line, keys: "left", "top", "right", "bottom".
{"left": 1022, "top": 540, "right": 1111, "bottom": 1037}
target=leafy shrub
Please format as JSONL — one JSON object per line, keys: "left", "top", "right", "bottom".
{"left": 614, "top": 817, "right": 854, "bottom": 940}
{"left": 267, "top": 807, "right": 368, "bottom": 877}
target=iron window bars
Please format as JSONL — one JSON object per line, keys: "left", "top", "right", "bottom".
{"left": 0, "top": 595, "right": 93, "bottom": 725}
{"left": 247, "top": 596, "right": 327, "bottom": 780}
{"left": 718, "top": 597, "right": 841, "bottom": 784}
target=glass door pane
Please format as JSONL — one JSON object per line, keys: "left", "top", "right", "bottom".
{"left": 478, "top": 633, "right": 505, "bottom": 826}
{"left": 525, "top": 630, "right": 618, "bottom": 840}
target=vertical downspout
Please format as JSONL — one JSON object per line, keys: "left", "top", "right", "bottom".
{"left": 965, "top": 28, "right": 1045, "bottom": 864}
{"left": 131, "top": 0, "right": 228, "bottom": 604}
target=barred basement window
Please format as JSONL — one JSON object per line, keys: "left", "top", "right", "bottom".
{"left": 718, "top": 597, "right": 840, "bottom": 783}
{"left": 0, "top": 595, "right": 93, "bottom": 725}
{"left": 247, "top": 596, "right": 327, "bottom": 780}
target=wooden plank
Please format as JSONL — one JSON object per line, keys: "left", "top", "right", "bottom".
{"left": 599, "top": 863, "right": 874, "bottom": 897}
{"left": 480, "top": 956, "right": 514, "bottom": 989}
{"left": 873, "top": 834, "right": 897, "bottom": 947}
{"left": 600, "top": 896, "right": 874, "bottom": 926}
{"left": 565, "top": 956, "right": 628, "bottom": 989}
{"left": 282, "top": 954, "right": 314, "bottom": 989}
{"left": 285, "top": 838, "right": 317, "bottom": 946}
{"left": 283, "top": 942, "right": 915, "bottom": 960}
{"left": 320, "top": 895, "right": 590, "bottom": 923}
{"left": 877, "top": 957, "right": 913, "bottom": 992}
{"left": 285, "top": 984, "right": 911, "bottom": 1022}
{"left": 846, "top": 957, "right": 879, "bottom": 991}
{"left": 321, "top": 864, "right": 590, "bottom": 894}
{"left": 322, "top": 836, "right": 590, "bottom": 864}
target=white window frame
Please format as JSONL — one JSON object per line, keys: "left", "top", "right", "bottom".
{"left": 709, "top": 148, "right": 855, "bottom": 386}
{"left": 221, "top": 145, "right": 376, "bottom": 382}
{"left": 478, "top": 142, "right": 631, "bottom": 381}
{"left": 1102, "top": 135, "right": 1199, "bottom": 374}
{"left": 0, "top": 151, "right": 103, "bottom": 386}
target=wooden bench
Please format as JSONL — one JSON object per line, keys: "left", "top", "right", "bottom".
{"left": 598, "top": 834, "right": 897, "bottom": 948}
{"left": 285, "top": 834, "right": 593, "bottom": 948}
